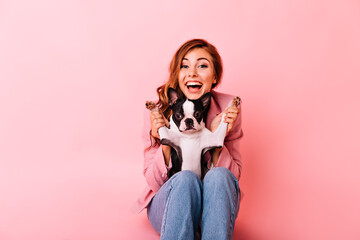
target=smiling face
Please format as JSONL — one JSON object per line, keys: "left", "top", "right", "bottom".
{"left": 178, "top": 48, "right": 216, "bottom": 100}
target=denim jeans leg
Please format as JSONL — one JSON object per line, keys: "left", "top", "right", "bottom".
{"left": 201, "top": 167, "right": 240, "bottom": 240}
{"left": 147, "top": 170, "right": 203, "bottom": 240}
{"left": 147, "top": 177, "right": 173, "bottom": 234}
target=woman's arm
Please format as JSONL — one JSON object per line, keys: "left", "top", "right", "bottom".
{"left": 162, "top": 145, "right": 171, "bottom": 166}
{"left": 142, "top": 109, "right": 171, "bottom": 192}
{"left": 211, "top": 103, "right": 243, "bottom": 179}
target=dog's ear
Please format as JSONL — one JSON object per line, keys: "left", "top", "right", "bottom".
{"left": 167, "top": 88, "right": 181, "bottom": 106}
{"left": 199, "top": 92, "right": 212, "bottom": 109}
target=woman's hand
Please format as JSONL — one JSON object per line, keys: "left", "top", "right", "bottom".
{"left": 210, "top": 105, "right": 240, "bottom": 134}
{"left": 150, "top": 111, "right": 171, "bottom": 166}
{"left": 210, "top": 105, "right": 240, "bottom": 166}
{"left": 223, "top": 105, "right": 240, "bottom": 133}
{"left": 150, "top": 111, "right": 169, "bottom": 139}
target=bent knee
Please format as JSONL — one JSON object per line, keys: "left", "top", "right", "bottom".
{"left": 205, "top": 167, "right": 232, "bottom": 180}
{"left": 171, "top": 170, "right": 202, "bottom": 189}
{"left": 204, "top": 167, "right": 238, "bottom": 187}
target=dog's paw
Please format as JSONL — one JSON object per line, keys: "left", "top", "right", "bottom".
{"left": 145, "top": 101, "right": 157, "bottom": 111}
{"left": 232, "top": 97, "right": 241, "bottom": 107}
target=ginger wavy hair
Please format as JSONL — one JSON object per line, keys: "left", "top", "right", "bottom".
{"left": 156, "top": 38, "right": 223, "bottom": 120}
{"left": 149, "top": 39, "right": 223, "bottom": 148}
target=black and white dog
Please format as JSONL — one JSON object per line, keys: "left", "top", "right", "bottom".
{"left": 146, "top": 88, "right": 240, "bottom": 179}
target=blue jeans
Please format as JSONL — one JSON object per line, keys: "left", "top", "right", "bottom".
{"left": 147, "top": 167, "right": 241, "bottom": 240}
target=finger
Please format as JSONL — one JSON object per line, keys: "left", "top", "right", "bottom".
{"left": 151, "top": 126, "right": 160, "bottom": 137}
{"left": 225, "top": 118, "right": 235, "bottom": 124}
{"left": 150, "top": 113, "right": 157, "bottom": 122}
{"left": 227, "top": 123, "right": 234, "bottom": 133}
{"left": 154, "top": 110, "right": 167, "bottom": 121}
{"left": 151, "top": 123, "right": 165, "bottom": 139}
{"left": 164, "top": 118, "right": 170, "bottom": 128}
{"left": 151, "top": 110, "right": 164, "bottom": 116}
{"left": 153, "top": 123, "right": 164, "bottom": 131}
{"left": 226, "top": 106, "right": 239, "bottom": 114}
{"left": 225, "top": 112, "right": 238, "bottom": 120}
{"left": 155, "top": 122, "right": 166, "bottom": 129}
{"left": 224, "top": 112, "right": 237, "bottom": 122}
{"left": 151, "top": 131, "right": 159, "bottom": 139}
{"left": 152, "top": 112, "right": 169, "bottom": 126}
{"left": 151, "top": 117, "right": 163, "bottom": 127}
{"left": 151, "top": 116, "right": 165, "bottom": 125}
{"left": 151, "top": 112, "right": 163, "bottom": 120}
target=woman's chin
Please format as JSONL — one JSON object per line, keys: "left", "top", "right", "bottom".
{"left": 185, "top": 92, "right": 203, "bottom": 100}
{"left": 183, "top": 88, "right": 205, "bottom": 100}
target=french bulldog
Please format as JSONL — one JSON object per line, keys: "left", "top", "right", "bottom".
{"left": 146, "top": 88, "right": 240, "bottom": 179}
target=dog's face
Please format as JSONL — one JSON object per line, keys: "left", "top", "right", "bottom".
{"left": 168, "top": 88, "right": 211, "bottom": 133}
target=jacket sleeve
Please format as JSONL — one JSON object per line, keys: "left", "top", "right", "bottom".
{"left": 141, "top": 108, "right": 170, "bottom": 192}
{"left": 215, "top": 102, "right": 243, "bottom": 180}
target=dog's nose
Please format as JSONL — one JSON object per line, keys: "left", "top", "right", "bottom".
{"left": 185, "top": 118, "right": 194, "bottom": 126}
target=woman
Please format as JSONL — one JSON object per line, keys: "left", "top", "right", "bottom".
{"left": 134, "top": 39, "right": 243, "bottom": 239}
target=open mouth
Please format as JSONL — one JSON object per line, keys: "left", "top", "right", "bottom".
{"left": 186, "top": 81, "right": 203, "bottom": 92}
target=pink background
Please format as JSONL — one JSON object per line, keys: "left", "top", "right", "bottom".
{"left": 1, "top": 0, "right": 360, "bottom": 239}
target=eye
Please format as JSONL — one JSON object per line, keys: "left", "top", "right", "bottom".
{"left": 194, "top": 111, "right": 201, "bottom": 118}
{"left": 198, "top": 64, "right": 208, "bottom": 68}
{"left": 180, "top": 65, "right": 189, "bottom": 69}
{"left": 175, "top": 113, "right": 183, "bottom": 119}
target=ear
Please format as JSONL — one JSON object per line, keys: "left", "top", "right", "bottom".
{"left": 167, "top": 88, "right": 181, "bottom": 106}
{"left": 199, "top": 92, "right": 212, "bottom": 109}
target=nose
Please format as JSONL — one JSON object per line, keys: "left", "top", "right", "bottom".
{"left": 188, "top": 66, "right": 198, "bottom": 77}
{"left": 185, "top": 118, "right": 194, "bottom": 126}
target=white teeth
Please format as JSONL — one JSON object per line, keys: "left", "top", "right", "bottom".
{"left": 186, "top": 82, "right": 202, "bottom": 87}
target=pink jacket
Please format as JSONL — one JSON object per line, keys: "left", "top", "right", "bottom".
{"left": 133, "top": 90, "right": 243, "bottom": 213}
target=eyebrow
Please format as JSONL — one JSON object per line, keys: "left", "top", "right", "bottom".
{"left": 182, "top": 57, "right": 210, "bottom": 62}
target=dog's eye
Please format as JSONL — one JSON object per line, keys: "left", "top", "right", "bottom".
{"left": 175, "top": 113, "right": 182, "bottom": 119}
{"left": 194, "top": 111, "right": 201, "bottom": 118}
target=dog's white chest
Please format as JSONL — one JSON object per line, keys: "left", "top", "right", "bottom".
{"left": 179, "top": 134, "right": 204, "bottom": 176}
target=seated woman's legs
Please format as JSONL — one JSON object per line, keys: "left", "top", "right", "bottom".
{"left": 201, "top": 167, "right": 241, "bottom": 240}
{"left": 147, "top": 170, "right": 202, "bottom": 240}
